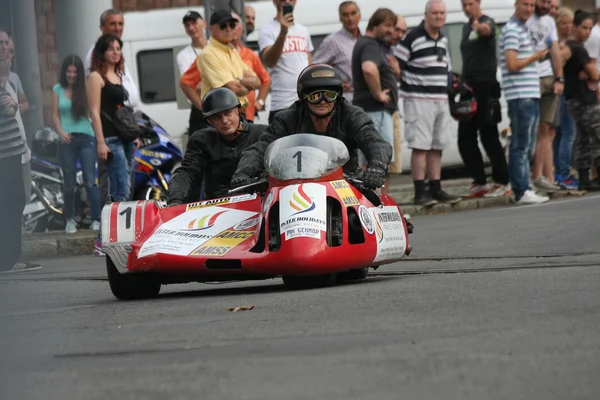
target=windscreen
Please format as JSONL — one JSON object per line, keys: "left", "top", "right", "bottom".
{"left": 264, "top": 134, "right": 350, "bottom": 181}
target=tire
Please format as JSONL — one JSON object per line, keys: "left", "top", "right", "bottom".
{"left": 339, "top": 267, "right": 369, "bottom": 281}
{"left": 282, "top": 273, "right": 337, "bottom": 290}
{"left": 22, "top": 214, "right": 49, "bottom": 235}
{"left": 106, "top": 256, "right": 161, "bottom": 300}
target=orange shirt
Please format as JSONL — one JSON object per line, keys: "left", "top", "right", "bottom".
{"left": 179, "top": 44, "right": 271, "bottom": 121}
{"left": 238, "top": 44, "right": 271, "bottom": 121}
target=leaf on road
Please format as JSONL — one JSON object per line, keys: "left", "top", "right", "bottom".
{"left": 227, "top": 305, "right": 255, "bottom": 312}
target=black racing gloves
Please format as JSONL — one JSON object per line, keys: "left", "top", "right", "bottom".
{"left": 230, "top": 173, "right": 252, "bottom": 191}
{"left": 362, "top": 160, "right": 388, "bottom": 190}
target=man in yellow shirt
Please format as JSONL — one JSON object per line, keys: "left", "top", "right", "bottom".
{"left": 197, "top": 9, "right": 260, "bottom": 113}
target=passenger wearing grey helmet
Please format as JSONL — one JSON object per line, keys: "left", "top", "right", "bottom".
{"left": 166, "top": 87, "right": 267, "bottom": 205}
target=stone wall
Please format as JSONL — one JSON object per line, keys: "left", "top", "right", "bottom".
{"left": 35, "top": 0, "right": 59, "bottom": 126}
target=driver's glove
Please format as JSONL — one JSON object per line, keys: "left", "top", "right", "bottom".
{"left": 166, "top": 200, "right": 183, "bottom": 208}
{"left": 362, "top": 162, "right": 387, "bottom": 190}
{"left": 230, "top": 173, "right": 252, "bottom": 190}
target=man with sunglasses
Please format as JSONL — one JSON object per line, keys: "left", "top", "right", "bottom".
{"left": 230, "top": 64, "right": 392, "bottom": 192}
{"left": 167, "top": 87, "right": 267, "bottom": 205}
{"left": 196, "top": 9, "right": 261, "bottom": 118}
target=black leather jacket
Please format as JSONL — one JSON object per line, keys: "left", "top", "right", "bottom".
{"left": 167, "top": 120, "right": 267, "bottom": 204}
{"left": 232, "top": 99, "right": 393, "bottom": 179}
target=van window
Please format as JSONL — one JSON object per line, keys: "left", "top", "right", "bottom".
{"left": 137, "top": 49, "right": 176, "bottom": 104}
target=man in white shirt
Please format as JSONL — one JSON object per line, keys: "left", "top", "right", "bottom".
{"left": 525, "top": 0, "right": 564, "bottom": 192}
{"left": 84, "top": 8, "right": 140, "bottom": 109}
{"left": 258, "top": 0, "right": 313, "bottom": 123}
{"left": 176, "top": 11, "right": 207, "bottom": 76}
{"left": 584, "top": 10, "right": 600, "bottom": 78}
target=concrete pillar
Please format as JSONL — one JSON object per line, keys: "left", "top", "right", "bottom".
{"left": 10, "top": 0, "right": 44, "bottom": 138}
{"left": 53, "top": 0, "right": 113, "bottom": 63}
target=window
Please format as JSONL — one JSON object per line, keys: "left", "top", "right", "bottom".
{"left": 137, "top": 49, "right": 176, "bottom": 104}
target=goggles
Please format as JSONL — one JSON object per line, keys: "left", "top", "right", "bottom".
{"left": 304, "top": 90, "right": 340, "bottom": 104}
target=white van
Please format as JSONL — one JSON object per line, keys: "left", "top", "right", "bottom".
{"left": 120, "top": 0, "right": 515, "bottom": 171}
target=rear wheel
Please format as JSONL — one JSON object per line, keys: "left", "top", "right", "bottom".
{"left": 282, "top": 273, "right": 337, "bottom": 290}
{"left": 339, "top": 267, "right": 369, "bottom": 281}
{"left": 106, "top": 256, "right": 161, "bottom": 300}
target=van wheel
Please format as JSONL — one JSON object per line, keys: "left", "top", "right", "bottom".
{"left": 106, "top": 257, "right": 161, "bottom": 300}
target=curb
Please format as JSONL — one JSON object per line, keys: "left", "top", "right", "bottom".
{"left": 22, "top": 232, "right": 96, "bottom": 260}
{"left": 394, "top": 195, "right": 513, "bottom": 216}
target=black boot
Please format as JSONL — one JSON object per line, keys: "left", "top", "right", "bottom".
{"left": 578, "top": 169, "right": 600, "bottom": 191}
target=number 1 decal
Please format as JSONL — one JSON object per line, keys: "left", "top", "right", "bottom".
{"left": 293, "top": 150, "right": 302, "bottom": 172}
{"left": 119, "top": 206, "right": 132, "bottom": 229}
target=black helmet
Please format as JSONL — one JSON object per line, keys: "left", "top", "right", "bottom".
{"left": 297, "top": 64, "right": 344, "bottom": 101}
{"left": 201, "top": 87, "right": 241, "bottom": 119}
{"left": 448, "top": 79, "right": 477, "bottom": 122}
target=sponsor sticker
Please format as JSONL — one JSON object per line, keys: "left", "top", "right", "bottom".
{"left": 190, "top": 229, "right": 255, "bottom": 256}
{"left": 330, "top": 180, "right": 360, "bottom": 207}
{"left": 137, "top": 207, "right": 258, "bottom": 257}
{"left": 263, "top": 191, "right": 274, "bottom": 213}
{"left": 279, "top": 183, "right": 326, "bottom": 240}
{"left": 372, "top": 206, "right": 407, "bottom": 262}
{"left": 358, "top": 205, "right": 374, "bottom": 234}
{"left": 186, "top": 193, "right": 257, "bottom": 210}
{"left": 233, "top": 217, "right": 260, "bottom": 231}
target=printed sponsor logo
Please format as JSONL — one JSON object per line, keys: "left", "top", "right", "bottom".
{"left": 233, "top": 217, "right": 260, "bottom": 231}
{"left": 375, "top": 218, "right": 384, "bottom": 243}
{"left": 185, "top": 210, "right": 228, "bottom": 231}
{"left": 289, "top": 184, "right": 315, "bottom": 216}
{"left": 263, "top": 191, "right": 274, "bottom": 213}
{"left": 358, "top": 205, "right": 374, "bottom": 234}
{"left": 330, "top": 180, "right": 360, "bottom": 207}
{"left": 190, "top": 229, "right": 255, "bottom": 256}
{"left": 186, "top": 194, "right": 257, "bottom": 211}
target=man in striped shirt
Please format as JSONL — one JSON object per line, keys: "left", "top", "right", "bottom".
{"left": 499, "top": 0, "right": 551, "bottom": 205}
{"left": 313, "top": 1, "right": 362, "bottom": 102}
{"left": 0, "top": 29, "right": 40, "bottom": 273}
{"left": 395, "top": 0, "right": 461, "bottom": 206}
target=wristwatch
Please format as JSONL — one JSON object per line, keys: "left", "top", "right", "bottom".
{"left": 555, "top": 77, "right": 565, "bottom": 83}
{"left": 258, "top": 99, "right": 265, "bottom": 106}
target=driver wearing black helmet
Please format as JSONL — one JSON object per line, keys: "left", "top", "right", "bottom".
{"left": 230, "top": 64, "right": 392, "bottom": 191}
{"left": 166, "top": 87, "right": 267, "bottom": 206}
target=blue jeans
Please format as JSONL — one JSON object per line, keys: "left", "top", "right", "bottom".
{"left": 508, "top": 98, "right": 540, "bottom": 201}
{"left": 553, "top": 95, "right": 576, "bottom": 177}
{"left": 105, "top": 136, "right": 134, "bottom": 202}
{"left": 58, "top": 133, "right": 100, "bottom": 221}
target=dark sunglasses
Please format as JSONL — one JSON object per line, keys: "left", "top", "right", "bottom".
{"left": 304, "top": 90, "right": 340, "bottom": 104}
{"left": 436, "top": 46, "right": 444, "bottom": 62}
{"left": 219, "top": 21, "right": 237, "bottom": 30}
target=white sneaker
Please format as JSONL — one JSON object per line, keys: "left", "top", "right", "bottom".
{"left": 65, "top": 219, "right": 77, "bottom": 234}
{"left": 464, "top": 184, "right": 490, "bottom": 198}
{"left": 516, "top": 190, "right": 550, "bottom": 206}
{"left": 91, "top": 220, "right": 100, "bottom": 232}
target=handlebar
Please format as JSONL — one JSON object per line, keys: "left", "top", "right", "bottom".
{"left": 227, "top": 178, "right": 268, "bottom": 195}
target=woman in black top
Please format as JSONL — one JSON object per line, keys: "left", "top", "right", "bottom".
{"left": 562, "top": 11, "right": 600, "bottom": 191}
{"left": 87, "top": 34, "right": 141, "bottom": 252}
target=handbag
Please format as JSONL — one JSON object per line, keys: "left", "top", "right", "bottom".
{"left": 101, "top": 78, "right": 141, "bottom": 141}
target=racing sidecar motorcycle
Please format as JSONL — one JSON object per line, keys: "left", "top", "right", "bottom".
{"left": 101, "top": 134, "right": 413, "bottom": 300}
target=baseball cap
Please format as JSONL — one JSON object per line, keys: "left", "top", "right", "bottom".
{"left": 210, "top": 9, "right": 237, "bottom": 26}
{"left": 183, "top": 11, "right": 203, "bottom": 23}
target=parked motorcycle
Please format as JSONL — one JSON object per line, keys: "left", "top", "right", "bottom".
{"left": 132, "top": 111, "right": 183, "bottom": 204}
{"left": 22, "top": 113, "right": 182, "bottom": 234}
{"left": 22, "top": 128, "right": 92, "bottom": 234}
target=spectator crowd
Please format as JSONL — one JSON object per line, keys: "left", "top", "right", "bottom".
{"left": 3, "top": 0, "right": 600, "bottom": 272}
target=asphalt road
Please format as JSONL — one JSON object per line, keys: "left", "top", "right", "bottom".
{"left": 1, "top": 194, "right": 599, "bottom": 400}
